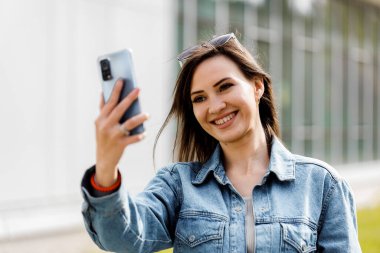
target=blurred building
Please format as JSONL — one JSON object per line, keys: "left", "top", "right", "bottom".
{"left": 0, "top": 0, "right": 379, "bottom": 250}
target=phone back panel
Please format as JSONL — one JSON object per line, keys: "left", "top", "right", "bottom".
{"left": 97, "top": 49, "right": 144, "bottom": 135}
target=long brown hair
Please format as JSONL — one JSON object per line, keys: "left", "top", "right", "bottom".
{"left": 154, "top": 36, "right": 280, "bottom": 163}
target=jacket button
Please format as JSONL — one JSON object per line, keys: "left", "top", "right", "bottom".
{"left": 188, "top": 235, "right": 195, "bottom": 242}
{"left": 301, "top": 244, "right": 307, "bottom": 252}
{"left": 234, "top": 206, "right": 242, "bottom": 212}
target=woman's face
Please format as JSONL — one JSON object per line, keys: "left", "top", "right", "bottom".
{"left": 190, "top": 55, "right": 264, "bottom": 144}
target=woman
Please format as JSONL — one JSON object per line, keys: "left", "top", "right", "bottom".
{"left": 81, "top": 33, "right": 361, "bottom": 252}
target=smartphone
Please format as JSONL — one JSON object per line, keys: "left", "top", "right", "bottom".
{"left": 97, "top": 49, "right": 144, "bottom": 135}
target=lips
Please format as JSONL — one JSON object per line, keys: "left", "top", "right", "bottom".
{"left": 213, "top": 112, "right": 237, "bottom": 125}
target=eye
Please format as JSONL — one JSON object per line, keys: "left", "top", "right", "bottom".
{"left": 219, "top": 83, "right": 233, "bottom": 92}
{"left": 192, "top": 96, "right": 206, "bottom": 103}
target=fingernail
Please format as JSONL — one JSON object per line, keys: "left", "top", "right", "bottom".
{"left": 132, "top": 88, "right": 140, "bottom": 96}
{"left": 140, "top": 132, "right": 147, "bottom": 139}
{"left": 146, "top": 113, "right": 150, "bottom": 119}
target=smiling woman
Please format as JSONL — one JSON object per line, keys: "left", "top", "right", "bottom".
{"left": 81, "top": 33, "right": 362, "bottom": 252}
{"left": 156, "top": 33, "right": 279, "bottom": 164}
{"left": 191, "top": 55, "right": 263, "bottom": 147}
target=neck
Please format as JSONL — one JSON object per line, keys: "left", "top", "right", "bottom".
{"left": 220, "top": 126, "right": 270, "bottom": 175}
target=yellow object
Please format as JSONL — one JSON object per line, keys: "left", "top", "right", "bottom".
{"left": 156, "top": 249, "right": 173, "bottom": 253}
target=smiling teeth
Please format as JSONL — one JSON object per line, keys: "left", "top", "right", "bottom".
{"left": 215, "top": 113, "right": 235, "bottom": 125}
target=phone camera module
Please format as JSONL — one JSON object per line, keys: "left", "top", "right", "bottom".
{"left": 100, "top": 59, "right": 113, "bottom": 81}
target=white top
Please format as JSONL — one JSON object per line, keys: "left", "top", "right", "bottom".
{"left": 243, "top": 196, "right": 255, "bottom": 253}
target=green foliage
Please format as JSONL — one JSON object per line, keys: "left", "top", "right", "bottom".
{"left": 156, "top": 249, "right": 172, "bottom": 253}
{"left": 357, "top": 205, "right": 380, "bottom": 253}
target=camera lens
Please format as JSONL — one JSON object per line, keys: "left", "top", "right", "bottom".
{"left": 100, "top": 59, "right": 112, "bottom": 81}
{"left": 100, "top": 59, "right": 110, "bottom": 70}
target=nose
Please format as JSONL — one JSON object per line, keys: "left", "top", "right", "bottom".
{"left": 208, "top": 97, "right": 226, "bottom": 114}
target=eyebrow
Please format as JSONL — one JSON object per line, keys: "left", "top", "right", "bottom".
{"left": 190, "top": 77, "right": 231, "bottom": 96}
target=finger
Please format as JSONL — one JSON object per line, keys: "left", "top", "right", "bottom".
{"left": 99, "top": 93, "right": 105, "bottom": 110}
{"left": 121, "top": 132, "right": 146, "bottom": 146}
{"left": 117, "top": 113, "right": 149, "bottom": 137}
{"left": 108, "top": 88, "right": 140, "bottom": 123}
{"left": 100, "top": 79, "right": 124, "bottom": 117}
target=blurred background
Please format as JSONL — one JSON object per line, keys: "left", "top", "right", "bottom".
{"left": 0, "top": 0, "right": 379, "bottom": 252}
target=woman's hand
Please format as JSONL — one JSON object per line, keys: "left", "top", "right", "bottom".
{"left": 94, "top": 79, "right": 149, "bottom": 187}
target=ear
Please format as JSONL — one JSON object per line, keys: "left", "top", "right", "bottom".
{"left": 253, "top": 77, "right": 264, "bottom": 100}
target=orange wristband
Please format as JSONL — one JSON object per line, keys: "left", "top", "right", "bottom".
{"left": 91, "top": 171, "right": 121, "bottom": 192}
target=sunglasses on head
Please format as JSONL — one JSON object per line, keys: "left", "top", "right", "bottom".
{"left": 177, "top": 33, "right": 236, "bottom": 67}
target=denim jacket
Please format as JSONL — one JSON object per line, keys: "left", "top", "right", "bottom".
{"left": 81, "top": 138, "right": 361, "bottom": 253}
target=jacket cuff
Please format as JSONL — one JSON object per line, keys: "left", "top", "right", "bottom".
{"left": 81, "top": 165, "right": 121, "bottom": 197}
{"left": 81, "top": 165, "right": 125, "bottom": 216}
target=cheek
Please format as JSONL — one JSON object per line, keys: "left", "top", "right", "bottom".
{"left": 241, "top": 90, "right": 257, "bottom": 108}
{"left": 192, "top": 106, "right": 202, "bottom": 123}
{"left": 192, "top": 105, "right": 208, "bottom": 125}
{"left": 237, "top": 95, "right": 258, "bottom": 120}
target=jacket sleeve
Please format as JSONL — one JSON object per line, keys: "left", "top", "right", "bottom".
{"left": 81, "top": 165, "right": 182, "bottom": 253}
{"left": 317, "top": 177, "right": 362, "bottom": 252}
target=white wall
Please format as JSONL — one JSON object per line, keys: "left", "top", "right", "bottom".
{"left": 0, "top": 0, "right": 176, "bottom": 239}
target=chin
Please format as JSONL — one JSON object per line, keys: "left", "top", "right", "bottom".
{"left": 213, "top": 129, "right": 247, "bottom": 144}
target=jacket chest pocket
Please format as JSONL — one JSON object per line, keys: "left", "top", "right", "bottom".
{"left": 174, "top": 211, "right": 227, "bottom": 253}
{"left": 281, "top": 223, "right": 317, "bottom": 253}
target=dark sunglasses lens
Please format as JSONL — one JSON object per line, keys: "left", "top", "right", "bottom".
{"left": 209, "top": 33, "right": 234, "bottom": 46}
{"left": 177, "top": 45, "right": 199, "bottom": 62}
{"left": 177, "top": 33, "right": 235, "bottom": 65}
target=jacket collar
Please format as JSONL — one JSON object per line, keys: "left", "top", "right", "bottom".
{"left": 192, "top": 137, "right": 296, "bottom": 185}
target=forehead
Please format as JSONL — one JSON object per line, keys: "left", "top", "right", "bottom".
{"left": 191, "top": 55, "right": 244, "bottom": 91}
